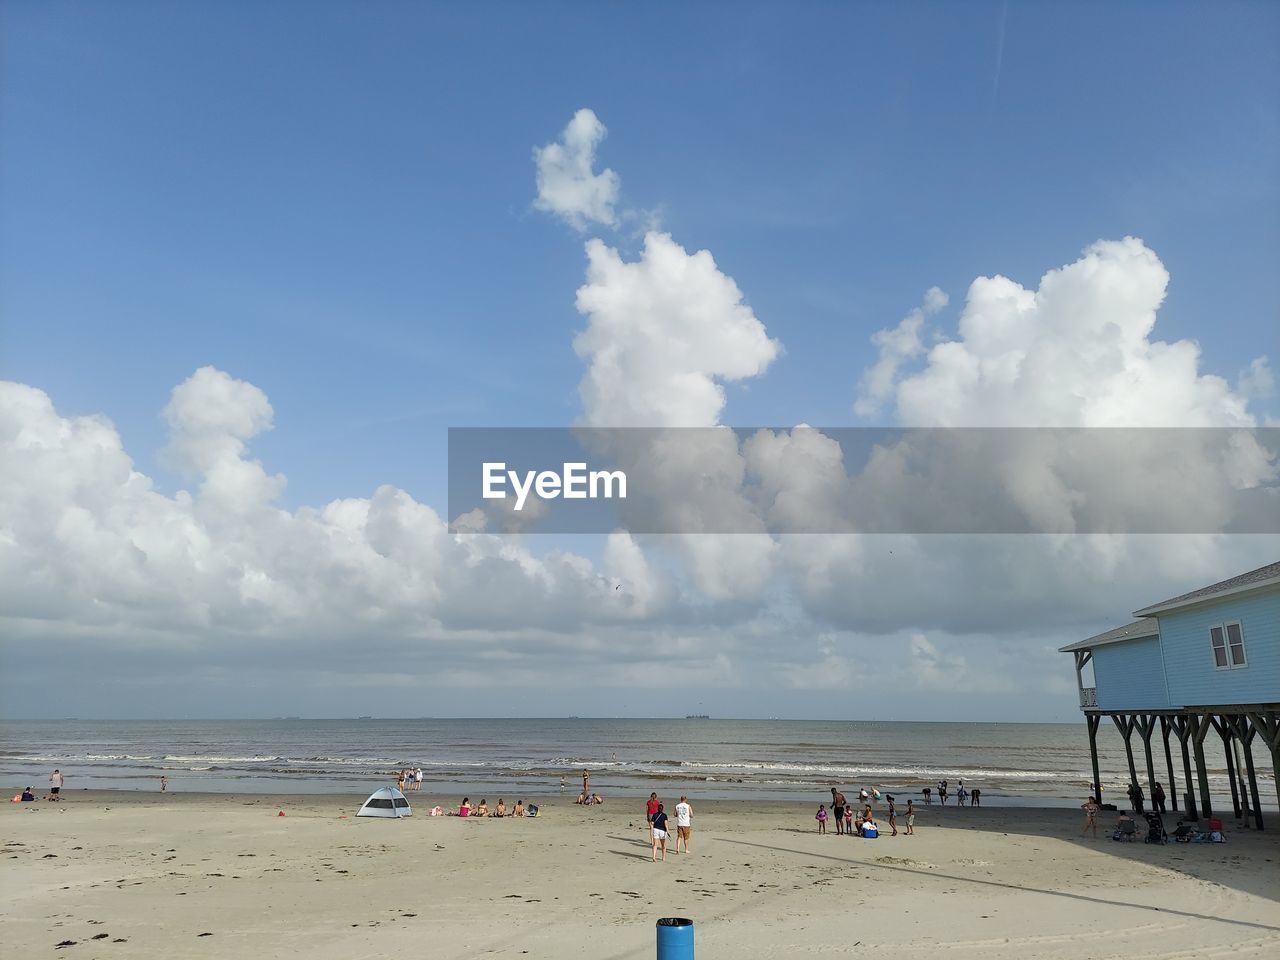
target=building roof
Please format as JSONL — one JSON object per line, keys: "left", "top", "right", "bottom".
{"left": 1058, "top": 618, "right": 1160, "bottom": 654}
{"left": 1132, "top": 561, "right": 1280, "bottom": 618}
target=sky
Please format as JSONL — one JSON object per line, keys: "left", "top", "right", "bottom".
{"left": 1, "top": 1, "right": 1278, "bottom": 720}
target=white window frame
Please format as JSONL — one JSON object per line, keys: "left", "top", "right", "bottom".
{"left": 1209, "top": 620, "right": 1247, "bottom": 671}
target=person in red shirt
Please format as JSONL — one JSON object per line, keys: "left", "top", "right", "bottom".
{"left": 645, "top": 792, "right": 660, "bottom": 832}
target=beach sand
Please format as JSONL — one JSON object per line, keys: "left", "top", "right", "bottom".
{"left": 4, "top": 791, "right": 1277, "bottom": 958}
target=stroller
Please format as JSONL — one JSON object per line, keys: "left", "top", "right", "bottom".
{"left": 1144, "top": 812, "right": 1168, "bottom": 844}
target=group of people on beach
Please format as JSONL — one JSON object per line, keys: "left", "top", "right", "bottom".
{"left": 818, "top": 786, "right": 914, "bottom": 837}
{"left": 645, "top": 791, "right": 694, "bottom": 862}
{"left": 920, "top": 779, "right": 980, "bottom": 806}
{"left": 455, "top": 797, "right": 532, "bottom": 817}
{"left": 13, "top": 769, "right": 65, "bottom": 803}
{"left": 396, "top": 768, "right": 424, "bottom": 792}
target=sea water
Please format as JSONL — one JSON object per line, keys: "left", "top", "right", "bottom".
{"left": 0, "top": 717, "right": 1266, "bottom": 809}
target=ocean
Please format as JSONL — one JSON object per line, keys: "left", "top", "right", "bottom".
{"left": 0, "top": 718, "right": 1267, "bottom": 809}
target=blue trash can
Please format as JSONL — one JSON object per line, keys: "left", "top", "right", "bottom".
{"left": 656, "top": 917, "right": 694, "bottom": 960}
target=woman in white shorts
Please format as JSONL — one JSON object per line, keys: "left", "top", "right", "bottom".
{"left": 650, "top": 803, "right": 669, "bottom": 862}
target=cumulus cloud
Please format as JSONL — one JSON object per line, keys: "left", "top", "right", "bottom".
{"left": 571, "top": 230, "right": 782, "bottom": 599}
{"left": 854, "top": 286, "right": 948, "bottom": 418}
{"left": 574, "top": 231, "right": 780, "bottom": 428}
{"left": 533, "top": 108, "right": 621, "bottom": 230}
{"left": 0, "top": 373, "right": 682, "bottom": 656}
{"left": 883, "top": 238, "right": 1263, "bottom": 428}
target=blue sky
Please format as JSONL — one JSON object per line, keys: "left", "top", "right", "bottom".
{"left": 1, "top": 2, "right": 1277, "bottom": 719}
{"left": 5, "top": 1, "right": 1277, "bottom": 509}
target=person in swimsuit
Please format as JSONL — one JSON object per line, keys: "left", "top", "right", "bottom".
{"left": 815, "top": 804, "right": 828, "bottom": 834}
{"left": 887, "top": 796, "right": 898, "bottom": 836}
{"left": 1080, "top": 796, "right": 1099, "bottom": 839}
{"left": 495, "top": 799, "right": 506, "bottom": 818}
{"left": 905, "top": 799, "right": 916, "bottom": 835}
{"left": 831, "top": 788, "right": 847, "bottom": 836}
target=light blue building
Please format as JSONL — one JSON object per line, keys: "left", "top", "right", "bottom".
{"left": 1060, "top": 561, "right": 1279, "bottom": 828}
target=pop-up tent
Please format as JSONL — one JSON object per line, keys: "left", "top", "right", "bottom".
{"left": 356, "top": 786, "right": 412, "bottom": 818}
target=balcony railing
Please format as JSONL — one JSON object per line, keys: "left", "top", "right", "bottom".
{"left": 1079, "top": 687, "right": 1098, "bottom": 708}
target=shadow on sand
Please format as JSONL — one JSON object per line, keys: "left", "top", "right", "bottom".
{"left": 717, "top": 836, "right": 1280, "bottom": 931}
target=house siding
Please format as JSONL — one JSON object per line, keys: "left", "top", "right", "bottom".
{"left": 1092, "top": 636, "right": 1171, "bottom": 711}
{"left": 1157, "top": 587, "right": 1280, "bottom": 708}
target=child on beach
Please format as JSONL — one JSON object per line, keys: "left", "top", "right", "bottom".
{"left": 816, "top": 804, "right": 828, "bottom": 834}
{"left": 844, "top": 805, "right": 854, "bottom": 835}
{"left": 905, "top": 799, "right": 916, "bottom": 835}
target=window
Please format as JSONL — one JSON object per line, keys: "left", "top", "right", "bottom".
{"left": 1210, "top": 621, "right": 1247, "bottom": 670}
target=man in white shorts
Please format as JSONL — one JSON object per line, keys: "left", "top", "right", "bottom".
{"left": 674, "top": 795, "right": 694, "bottom": 854}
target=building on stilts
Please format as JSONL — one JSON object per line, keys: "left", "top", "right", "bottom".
{"left": 1060, "top": 561, "right": 1279, "bottom": 827}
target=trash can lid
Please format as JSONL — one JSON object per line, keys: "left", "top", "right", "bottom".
{"left": 657, "top": 918, "right": 693, "bottom": 927}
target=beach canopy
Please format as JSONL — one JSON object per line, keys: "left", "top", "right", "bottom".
{"left": 356, "top": 786, "right": 412, "bottom": 818}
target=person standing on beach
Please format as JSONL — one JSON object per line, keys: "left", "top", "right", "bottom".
{"left": 830, "top": 788, "right": 847, "bottom": 836}
{"left": 582, "top": 768, "right": 590, "bottom": 796}
{"left": 651, "top": 803, "right": 669, "bottom": 862}
{"left": 938, "top": 780, "right": 948, "bottom": 806}
{"left": 160, "top": 776, "right": 167, "bottom": 792}
{"left": 48, "top": 769, "right": 63, "bottom": 801}
{"left": 887, "top": 796, "right": 898, "bottom": 836}
{"left": 971, "top": 788, "right": 980, "bottom": 807}
{"left": 645, "top": 792, "right": 659, "bottom": 832}
{"left": 674, "top": 795, "right": 693, "bottom": 853}
{"left": 815, "top": 804, "right": 828, "bottom": 834}
{"left": 1152, "top": 782, "right": 1166, "bottom": 814}
{"left": 904, "top": 799, "right": 916, "bottom": 835}
{"left": 1080, "top": 796, "right": 1099, "bottom": 839}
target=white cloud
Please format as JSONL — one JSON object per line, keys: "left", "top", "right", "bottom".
{"left": 533, "top": 108, "right": 621, "bottom": 231}
{"left": 882, "top": 238, "right": 1261, "bottom": 428}
{"left": 574, "top": 231, "right": 780, "bottom": 428}
{"left": 571, "top": 230, "right": 782, "bottom": 599}
{"left": 0, "top": 373, "right": 685, "bottom": 655}
{"left": 855, "top": 286, "right": 948, "bottom": 418}
{"left": 1238, "top": 356, "right": 1274, "bottom": 400}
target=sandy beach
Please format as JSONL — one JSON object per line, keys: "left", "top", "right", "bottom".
{"left": 4, "top": 791, "right": 1277, "bottom": 959}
